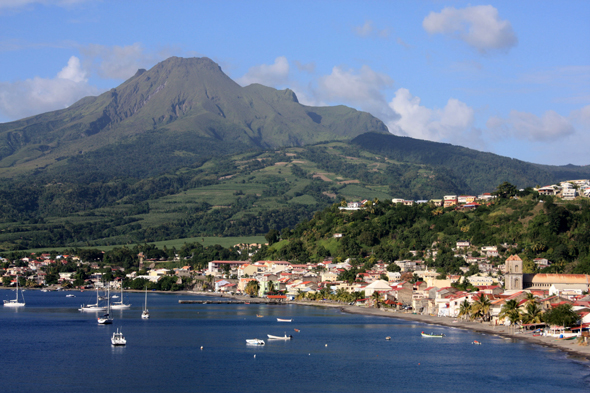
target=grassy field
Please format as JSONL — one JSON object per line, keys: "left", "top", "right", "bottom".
{"left": 25, "top": 235, "right": 267, "bottom": 253}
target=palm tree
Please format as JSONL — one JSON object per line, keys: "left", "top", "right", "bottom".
{"left": 458, "top": 299, "right": 471, "bottom": 320}
{"left": 371, "top": 291, "right": 381, "bottom": 308}
{"left": 498, "top": 299, "right": 519, "bottom": 323}
{"left": 525, "top": 292, "right": 535, "bottom": 304}
{"left": 521, "top": 301, "right": 543, "bottom": 324}
{"left": 470, "top": 294, "right": 492, "bottom": 322}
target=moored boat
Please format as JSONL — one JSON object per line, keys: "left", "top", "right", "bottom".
{"left": 111, "top": 328, "right": 126, "bottom": 346}
{"left": 267, "top": 334, "right": 292, "bottom": 340}
{"left": 421, "top": 331, "right": 445, "bottom": 338}
{"left": 277, "top": 318, "right": 292, "bottom": 322}
{"left": 246, "top": 338, "right": 265, "bottom": 345}
{"left": 3, "top": 276, "right": 25, "bottom": 308}
{"left": 141, "top": 287, "right": 149, "bottom": 319}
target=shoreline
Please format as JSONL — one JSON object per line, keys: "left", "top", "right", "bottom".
{"left": 11, "top": 288, "right": 590, "bottom": 362}
{"left": 299, "top": 301, "right": 590, "bottom": 362}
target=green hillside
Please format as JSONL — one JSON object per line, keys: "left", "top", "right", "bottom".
{"left": 254, "top": 193, "right": 590, "bottom": 275}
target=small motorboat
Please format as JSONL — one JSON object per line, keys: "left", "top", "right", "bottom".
{"left": 246, "top": 339, "right": 265, "bottom": 345}
{"left": 385, "top": 336, "right": 391, "bottom": 340}
{"left": 111, "top": 328, "right": 126, "bottom": 346}
{"left": 256, "top": 314, "right": 264, "bottom": 318}
{"left": 267, "top": 334, "right": 292, "bottom": 340}
{"left": 555, "top": 336, "right": 577, "bottom": 341}
{"left": 66, "top": 294, "right": 76, "bottom": 298}
{"left": 472, "top": 340, "right": 482, "bottom": 345}
{"left": 421, "top": 331, "right": 445, "bottom": 338}
{"left": 277, "top": 318, "right": 292, "bottom": 322}
{"left": 294, "top": 329, "right": 300, "bottom": 333}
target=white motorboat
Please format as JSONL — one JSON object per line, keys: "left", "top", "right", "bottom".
{"left": 111, "top": 295, "right": 119, "bottom": 299}
{"left": 66, "top": 294, "right": 76, "bottom": 298}
{"left": 3, "top": 276, "right": 25, "bottom": 308}
{"left": 267, "top": 334, "right": 292, "bottom": 340}
{"left": 246, "top": 339, "right": 265, "bottom": 345}
{"left": 79, "top": 288, "right": 107, "bottom": 312}
{"left": 98, "top": 289, "right": 113, "bottom": 324}
{"left": 110, "top": 285, "right": 131, "bottom": 310}
{"left": 141, "top": 287, "right": 149, "bottom": 319}
{"left": 277, "top": 318, "right": 292, "bottom": 322}
{"left": 111, "top": 328, "right": 126, "bottom": 346}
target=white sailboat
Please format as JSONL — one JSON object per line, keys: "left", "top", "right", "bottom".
{"left": 110, "top": 285, "right": 131, "bottom": 310}
{"left": 3, "top": 276, "right": 25, "bottom": 307}
{"left": 141, "top": 287, "right": 150, "bottom": 319}
{"left": 97, "top": 288, "right": 113, "bottom": 324}
{"left": 79, "top": 288, "right": 107, "bottom": 312}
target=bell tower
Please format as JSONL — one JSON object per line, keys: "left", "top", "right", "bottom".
{"left": 504, "top": 254, "right": 523, "bottom": 290}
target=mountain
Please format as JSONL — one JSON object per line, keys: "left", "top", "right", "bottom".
{"left": 351, "top": 132, "right": 590, "bottom": 192}
{"left": 0, "top": 56, "right": 387, "bottom": 180}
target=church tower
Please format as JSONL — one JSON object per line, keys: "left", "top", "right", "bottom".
{"left": 504, "top": 254, "right": 523, "bottom": 290}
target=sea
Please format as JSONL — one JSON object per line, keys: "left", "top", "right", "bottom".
{"left": 1, "top": 290, "right": 589, "bottom": 393}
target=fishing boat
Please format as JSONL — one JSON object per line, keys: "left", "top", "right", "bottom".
{"left": 555, "top": 336, "right": 577, "bottom": 341}
{"left": 79, "top": 288, "right": 107, "bottom": 312}
{"left": 256, "top": 314, "right": 264, "bottom": 318}
{"left": 277, "top": 318, "right": 292, "bottom": 322}
{"left": 141, "top": 287, "right": 149, "bottom": 319}
{"left": 3, "top": 276, "right": 25, "bottom": 307}
{"left": 267, "top": 334, "right": 292, "bottom": 340}
{"left": 421, "top": 331, "right": 445, "bottom": 338}
{"left": 111, "top": 328, "right": 126, "bottom": 346}
{"left": 98, "top": 288, "right": 113, "bottom": 324}
{"left": 246, "top": 339, "right": 265, "bottom": 345}
{"left": 110, "top": 285, "right": 131, "bottom": 310}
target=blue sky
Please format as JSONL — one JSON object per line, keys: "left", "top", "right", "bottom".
{"left": 1, "top": 0, "right": 589, "bottom": 165}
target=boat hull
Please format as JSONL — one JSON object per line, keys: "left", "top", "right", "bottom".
{"left": 246, "top": 339, "right": 265, "bottom": 345}
{"left": 267, "top": 334, "right": 292, "bottom": 340}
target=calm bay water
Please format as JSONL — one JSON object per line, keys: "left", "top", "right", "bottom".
{"left": 1, "top": 290, "right": 589, "bottom": 393}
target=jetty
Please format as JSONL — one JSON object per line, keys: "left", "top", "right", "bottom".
{"left": 178, "top": 299, "right": 285, "bottom": 305}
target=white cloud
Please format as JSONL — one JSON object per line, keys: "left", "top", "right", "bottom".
{"left": 237, "top": 56, "right": 290, "bottom": 87}
{"left": 315, "top": 65, "right": 398, "bottom": 123}
{"left": 387, "top": 88, "right": 482, "bottom": 147}
{"left": 423, "top": 5, "right": 517, "bottom": 53}
{"left": 80, "top": 43, "right": 170, "bottom": 80}
{"left": 486, "top": 110, "right": 575, "bottom": 142}
{"left": 0, "top": 55, "right": 99, "bottom": 120}
{"left": 56, "top": 55, "right": 86, "bottom": 82}
{"left": 570, "top": 105, "right": 590, "bottom": 128}
{"left": 353, "top": 20, "right": 390, "bottom": 38}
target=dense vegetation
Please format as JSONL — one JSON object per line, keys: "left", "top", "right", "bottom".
{"left": 253, "top": 185, "right": 590, "bottom": 275}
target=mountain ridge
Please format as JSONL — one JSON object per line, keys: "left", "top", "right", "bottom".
{"left": 0, "top": 56, "right": 388, "bottom": 179}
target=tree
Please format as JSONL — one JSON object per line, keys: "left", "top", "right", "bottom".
{"left": 245, "top": 280, "right": 260, "bottom": 297}
{"left": 521, "top": 302, "right": 543, "bottom": 324}
{"left": 543, "top": 304, "right": 579, "bottom": 327}
{"left": 493, "top": 182, "right": 518, "bottom": 199}
{"left": 265, "top": 229, "right": 280, "bottom": 246}
{"left": 498, "top": 299, "right": 519, "bottom": 323}
{"left": 470, "top": 294, "right": 491, "bottom": 322}
{"left": 458, "top": 299, "right": 471, "bottom": 321}
{"left": 371, "top": 291, "right": 381, "bottom": 308}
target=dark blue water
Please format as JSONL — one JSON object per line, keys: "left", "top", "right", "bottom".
{"left": 1, "top": 290, "right": 589, "bottom": 393}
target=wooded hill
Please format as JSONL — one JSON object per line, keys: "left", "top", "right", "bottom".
{"left": 254, "top": 190, "right": 590, "bottom": 275}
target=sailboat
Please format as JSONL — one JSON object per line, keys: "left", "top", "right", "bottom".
{"left": 110, "top": 284, "right": 131, "bottom": 310}
{"left": 79, "top": 288, "right": 107, "bottom": 312}
{"left": 3, "top": 275, "right": 25, "bottom": 307}
{"left": 97, "top": 288, "right": 113, "bottom": 324}
{"left": 141, "top": 287, "right": 150, "bottom": 319}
